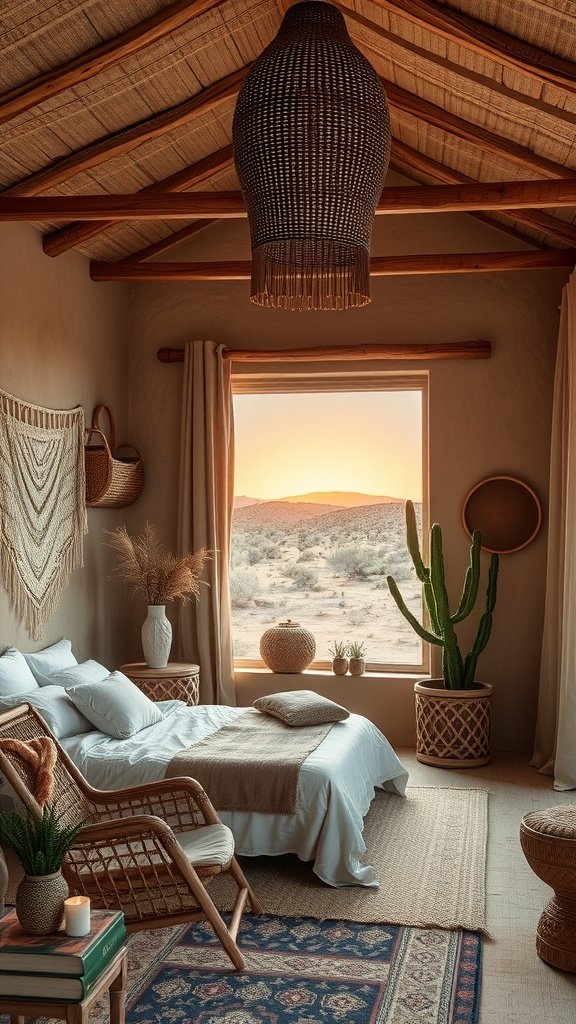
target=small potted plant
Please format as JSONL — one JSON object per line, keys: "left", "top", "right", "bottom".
{"left": 0, "top": 803, "right": 85, "bottom": 935}
{"left": 329, "top": 641, "right": 349, "bottom": 675}
{"left": 348, "top": 641, "right": 366, "bottom": 676}
{"left": 387, "top": 500, "right": 499, "bottom": 768}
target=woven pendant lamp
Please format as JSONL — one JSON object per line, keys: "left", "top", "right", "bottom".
{"left": 232, "top": 1, "right": 391, "bottom": 311}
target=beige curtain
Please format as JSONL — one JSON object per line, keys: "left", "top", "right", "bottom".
{"left": 532, "top": 272, "right": 576, "bottom": 790}
{"left": 177, "top": 340, "right": 236, "bottom": 705}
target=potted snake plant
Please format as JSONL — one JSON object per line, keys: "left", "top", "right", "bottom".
{"left": 386, "top": 500, "right": 499, "bottom": 768}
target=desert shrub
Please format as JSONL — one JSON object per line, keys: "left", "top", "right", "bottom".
{"left": 283, "top": 565, "right": 319, "bottom": 589}
{"left": 246, "top": 545, "right": 264, "bottom": 565}
{"left": 384, "top": 551, "right": 413, "bottom": 580}
{"left": 326, "top": 545, "right": 380, "bottom": 580}
{"left": 230, "top": 568, "right": 258, "bottom": 607}
{"left": 297, "top": 547, "right": 317, "bottom": 562}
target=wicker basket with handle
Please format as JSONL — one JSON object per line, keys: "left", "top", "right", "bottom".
{"left": 84, "top": 404, "right": 144, "bottom": 508}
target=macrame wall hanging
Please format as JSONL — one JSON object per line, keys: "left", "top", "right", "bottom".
{"left": 0, "top": 390, "right": 87, "bottom": 639}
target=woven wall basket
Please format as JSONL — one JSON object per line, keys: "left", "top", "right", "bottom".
{"left": 84, "top": 404, "right": 144, "bottom": 508}
{"left": 414, "top": 679, "right": 493, "bottom": 769}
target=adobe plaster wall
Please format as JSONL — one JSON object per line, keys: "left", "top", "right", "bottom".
{"left": 123, "top": 195, "right": 568, "bottom": 754}
{"left": 0, "top": 222, "right": 130, "bottom": 669}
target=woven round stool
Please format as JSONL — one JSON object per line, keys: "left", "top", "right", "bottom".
{"left": 520, "top": 806, "right": 576, "bottom": 972}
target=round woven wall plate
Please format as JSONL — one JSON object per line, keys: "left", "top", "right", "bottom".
{"left": 462, "top": 475, "right": 542, "bottom": 554}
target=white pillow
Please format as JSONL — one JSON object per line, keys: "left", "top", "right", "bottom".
{"left": 0, "top": 647, "right": 39, "bottom": 696}
{"left": 0, "top": 685, "right": 93, "bottom": 739}
{"left": 24, "top": 640, "right": 78, "bottom": 686}
{"left": 67, "top": 672, "right": 163, "bottom": 739}
{"left": 47, "top": 660, "right": 109, "bottom": 689}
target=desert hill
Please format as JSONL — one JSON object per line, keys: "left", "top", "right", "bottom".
{"left": 233, "top": 499, "right": 345, "bottom": 528}
{"left": 275, "top": 490, "right": 402, "bottom": 506}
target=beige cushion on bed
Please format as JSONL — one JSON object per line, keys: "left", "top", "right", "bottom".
{"left": 253, "top": 690, "right": 350, "bottom": 726}
{"left": 177, "top": 823, "right": 235, "bottom": 868}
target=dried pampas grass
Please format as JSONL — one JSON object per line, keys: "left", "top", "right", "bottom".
{"left": 106, "top": 523, "right": 211, "bottom": 605}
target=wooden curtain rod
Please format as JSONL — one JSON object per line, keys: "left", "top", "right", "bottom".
{"left": 157, "top": 341, "right": 492, "bottom": 363}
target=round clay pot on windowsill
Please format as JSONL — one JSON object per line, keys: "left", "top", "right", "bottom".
{"left": 332, "top": 657, "right": 349, "bottom": 676}
{"left": 349, "top": 657, "right": 366, "bottom": 676}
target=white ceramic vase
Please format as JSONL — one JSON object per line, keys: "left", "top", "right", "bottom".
{"left": 142, "top": 605, "right": 172, "bottom": 668}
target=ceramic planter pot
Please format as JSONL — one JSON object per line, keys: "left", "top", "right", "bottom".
{"left": 349, "top": 657, "right": 366, "bottom": 676}
{"left": 414, "top": 679, "right": 493, "bottom": 768}
{"left": 332, "top": 657, "right": 349, "bottom": 676}
{"left": 16, "top": 870, "right": 69, "bottom": 935}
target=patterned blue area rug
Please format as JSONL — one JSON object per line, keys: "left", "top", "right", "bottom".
{"left": 126, "top": 914, "right": 482, "bottom": 1024}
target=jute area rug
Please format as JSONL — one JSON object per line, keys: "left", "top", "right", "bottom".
{"left": 211, "top": 786, "right": 488, "bottom": 934}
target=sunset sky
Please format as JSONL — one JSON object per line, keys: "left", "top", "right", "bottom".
{"left": 233, "top": 390, "right": 423, "bottom": 501}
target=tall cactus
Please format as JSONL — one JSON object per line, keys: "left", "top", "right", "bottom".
{"left": 386, "top": 501, "right": 499, "bottom": 689}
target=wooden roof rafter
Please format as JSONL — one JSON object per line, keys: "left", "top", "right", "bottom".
{"left": 43, "top": 145, "right": 234, "bottom": 257}
{"left": 365, "top": 0, "right": 576, "bottom": 96}
{"left": 0, "top": 0, "right": 230, "bottom": 126}
{"left": 336, "top": 4, "right": 576, "bottom": 130}
{"left": 121, "top": 220, "right": 219, "bottom": 263}
{"left": 5, "top": 67, "right": 248, "bottom": 198}
{"left": 390, "top": 140, "right": 576, "bottom": 248}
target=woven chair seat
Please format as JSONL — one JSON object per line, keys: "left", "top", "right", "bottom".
{"left": 178, "top": 823, "right": 235, "bottom": 868}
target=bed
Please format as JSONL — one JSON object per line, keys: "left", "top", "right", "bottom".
{"left": 61, "top": 701, "right": 408, "bottom": 888}
{"left": 0, "top": 644, "right": 408, "bottom": 888}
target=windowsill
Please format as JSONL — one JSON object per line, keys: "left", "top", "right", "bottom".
{"left": 235, "top": 667, "right": 428, "bottom": 684}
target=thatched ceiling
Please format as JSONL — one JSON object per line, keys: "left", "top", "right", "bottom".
{"left": 1, "top": 0, "right": 575, "bottom": 268}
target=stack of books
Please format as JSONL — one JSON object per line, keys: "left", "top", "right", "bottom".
{"left": 0, "top": 908, "right": 126, "bottom": 1001}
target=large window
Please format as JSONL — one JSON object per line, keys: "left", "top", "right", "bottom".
{"left": 231, "top": 373, "right": 428, "bottom": 673}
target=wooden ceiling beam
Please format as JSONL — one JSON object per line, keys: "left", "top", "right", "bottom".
{"left": 390, "top": 140, "right": 576, "bottom": 247}
{"left": 42, "top": 145, "right": 234, "bottom": 256}
{"left": 5, "top": 67, "right": 247, "bottom": 197}
{"left": 384, "top": 78, "right": 574, "bottom": 181}
{"left": 5, "top": 178, "right": 576, "bottom": 222}
{"left": 0, "top": 0, "right": 228, "bottom": 126}
{"left": 159, "top": 341, "right": 492, "bottom": 362}
{"left": 89, "top": 250, "right": 576, "bottom": 281}
{"left": 364, "top": 0, "right": 576, "bottom": 96}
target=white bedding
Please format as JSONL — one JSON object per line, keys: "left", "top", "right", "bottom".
{"left": 62, "top": 701, "right": 409, "bottom": 887}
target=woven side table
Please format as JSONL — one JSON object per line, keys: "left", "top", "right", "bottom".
{"left": 520, "top": 806, "right": 576, "bottom": 973}
{"left": 120, "top": 662, "right": 200, "bottom": 706}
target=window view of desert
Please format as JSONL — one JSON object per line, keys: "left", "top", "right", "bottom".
{"left": 231, "top": 389, "right": 424, "bottom": 667}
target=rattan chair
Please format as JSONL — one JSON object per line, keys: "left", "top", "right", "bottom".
{"left": 0, "top": 704, "right": 261, "bottom": 970}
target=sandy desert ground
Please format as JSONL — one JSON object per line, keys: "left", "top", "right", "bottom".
{"left": 230, "top": 498, "right": 423, "bottom": 667}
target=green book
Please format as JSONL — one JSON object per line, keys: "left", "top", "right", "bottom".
{"left": 0, "top": 909, "right": 125, "bottom": 976}
{"left": 0, "top": 941, "right": 126, "bottom": 1001}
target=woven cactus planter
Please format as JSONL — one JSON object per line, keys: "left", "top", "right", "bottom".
{"left": 414, "top": 679, "right": 492, "bottom": 768}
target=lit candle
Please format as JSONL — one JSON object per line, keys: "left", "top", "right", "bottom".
{"left": 64, "top": 896, "right": 91, "bottom": 937}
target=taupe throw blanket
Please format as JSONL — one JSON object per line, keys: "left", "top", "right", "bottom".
{"left": 165, "top": 709, "right": 333, "bottom": 814}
